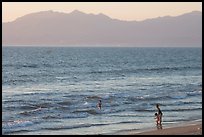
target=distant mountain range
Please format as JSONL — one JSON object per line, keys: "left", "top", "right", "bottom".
{"left": 2, "top": 10, "right": 202, "bottom": 47}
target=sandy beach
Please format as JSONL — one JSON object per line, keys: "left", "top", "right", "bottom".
{"left": 127, "top": 123, "right": 202, "bottom": 135}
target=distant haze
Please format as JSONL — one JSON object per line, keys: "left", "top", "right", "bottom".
{"left": 2, "top": 10, "right": 202, "bottom": 47}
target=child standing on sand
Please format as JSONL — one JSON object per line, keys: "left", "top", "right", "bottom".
{"left": 155, "top": 110, "right": 163, "bottom": 129}
{"left": 154, "top": 113, "right": 159, "bottom": 125}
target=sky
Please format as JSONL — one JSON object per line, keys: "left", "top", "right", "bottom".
{"left": 2, "top": 2, "right": 202, "bottom": 22}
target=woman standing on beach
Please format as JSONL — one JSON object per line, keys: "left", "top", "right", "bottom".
{"left": 156, "top": 104, "right": 163, "bottom": 124}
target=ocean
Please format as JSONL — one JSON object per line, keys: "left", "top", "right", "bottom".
{"left": 2, "top": 46, "right": 202, "bottom": 135}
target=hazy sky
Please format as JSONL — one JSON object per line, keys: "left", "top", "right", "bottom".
{"left": 2, "top": 2, "right": 202, "bottom": 22}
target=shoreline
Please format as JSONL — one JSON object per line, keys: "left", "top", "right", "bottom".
{"left": 120, "top": 121, "right": 202, "bottom": 135}
{"left": 5, "top": 120, "right": 202, "bottom": 135}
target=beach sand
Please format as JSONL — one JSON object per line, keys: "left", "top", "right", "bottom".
{"left": 127, "top": 123, "right": 202, "bottom": 135}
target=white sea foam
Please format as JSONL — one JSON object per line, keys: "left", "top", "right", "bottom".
{"left": 3, "top": 120, "right": 33, "bottom": 129}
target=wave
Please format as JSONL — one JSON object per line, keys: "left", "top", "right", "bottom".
{"left": 187, "top": 90, "right": 202, "bottom": 96}
{"left": 3, "top": 129, "right": 32, "bottom": 135}
{"left": 57, "top": 101, "right": 73, "bottom": 106}
{"left": 3, "top": 79, "right": 35, "bottom": 85}
{"left": 42, "top": 112, "right": 89, "bottom": 120}
{"left": 19, "top": 105, "right": 38, "bottom": 110}
{"left": 73, "top": 108, "right": 101, "bottom": 115}
{"left": 167, "top": 108, "right": 202, "bottom": 112}
{"left": 88, "top": 66, "right": 201, "bottom": 75}
{"left": 42, "top": 115, "right": 59, "bottom": 119}
{"left": 86, "top": 95, "right": 101, "bottom": 100}
{"left": 127, "top": 94, "right": 174, "bottom": 103}
{"left": 12, "top": 64, "right": 39, "bottom": 69}
{"left": 164, "top": 101, "right": 202, "bottom": 106}
{"left": 169, "top": 93, "right": 187, "bottom": 99}
{"left": 42, "top": 123, "right": 108, "bottom": 131}
{"left": 2, "top": 120, "right": 34, "bottom": 135}
{"left": 114, "top": 120, "right": 142, "bottom": 124}
{"left": 163, "top": 107, "right": 202, "bottom": 112}
{"left": 127, "top": 90, "right": 200, "bottom": 103}
{"left": 2, "top": 120, "right": 33, "bottom": 129}
{"left": 4, "top": 102, "right": 55, "bottom": 113}
{"left": 41, "top": 120, "right": 142, "bottom": 131}
{"left": 19, "top": 107, "right": 43, "bottom": 116}
{"left": 3, "top": 63, "right": 53, "bottom": 69}
{"left": 3, "top": 99, "right": 26, "bottom": 103}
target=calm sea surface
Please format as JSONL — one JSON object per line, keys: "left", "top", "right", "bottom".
{"left": 2, "top": 46, "right": 202, "bottom": 135}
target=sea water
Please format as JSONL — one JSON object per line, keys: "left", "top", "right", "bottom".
{"left": 2, "top": 46, "right": 202, "bottom": 135}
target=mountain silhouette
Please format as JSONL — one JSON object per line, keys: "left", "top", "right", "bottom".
{"left": 2, "top": 10, "right": 202, "bottom": 47}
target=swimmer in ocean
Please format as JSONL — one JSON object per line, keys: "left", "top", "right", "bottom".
{"left": 97, "top": 99, "right": 102, "bottom": 110}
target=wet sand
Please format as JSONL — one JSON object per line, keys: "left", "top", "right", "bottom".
{"left": 128, "top": 123, "right": 202, "bottom": 135}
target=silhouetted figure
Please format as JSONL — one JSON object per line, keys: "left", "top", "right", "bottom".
{"left": 155, "top": 112, "right": 162, "bottom": 129}
{"left": 97, "top": 99, "right": 102, "bottom": 110}
{"left": 154, "top": 113, "right": 159, "bottom": 125}
{"left": 156, "top": 104, "right": 163, "bottom": 125}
